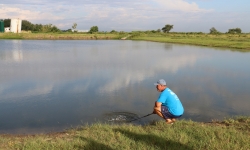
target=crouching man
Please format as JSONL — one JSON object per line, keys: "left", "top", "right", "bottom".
{"left": 153, "top": 79, "right": 184, "bottom": 124}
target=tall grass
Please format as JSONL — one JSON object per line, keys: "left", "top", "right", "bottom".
{"left": 0, "top": 117, "right": 249, "bottom": 150}
{"left": 0, "top": 33, "right": 23, "bottom": 39}
{"left": 0, "top": 33, "right": 125, "bottom": 40}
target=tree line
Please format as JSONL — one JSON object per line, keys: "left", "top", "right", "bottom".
{"left": 2, "top": 19, "right": 60, "bottom": 32}
{"left": 210, "top": 27, "right": 242, "bottom": 34}
{"left": 1, "top": 19, "right": 245, "bottom": 34}
{"left": 162, "top": 25, "right": 243, "bottom": 34}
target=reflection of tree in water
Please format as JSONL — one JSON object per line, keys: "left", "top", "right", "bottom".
{"left": 164, "top": 44, "right": 173, "bottom": 50}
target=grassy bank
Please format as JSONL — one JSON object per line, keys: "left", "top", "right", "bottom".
{"left": 130, "top": 33, "right": 250, "bottom": 51}
{"left": 0, "top": 117, "right": 249, "bottom": 150}
{"left": 0, "top": 33, "right": 124, "bottom": 40}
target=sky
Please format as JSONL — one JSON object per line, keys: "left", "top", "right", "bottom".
{"left": 1, "top": 0, "right": 250, "bottom": 32}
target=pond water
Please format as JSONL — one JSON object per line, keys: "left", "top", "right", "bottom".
{"left": 0, "top": 40, "right": 250, "bottom": 134}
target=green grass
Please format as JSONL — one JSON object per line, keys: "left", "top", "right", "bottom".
{"left": 0, "top": 117, "right": 249, "bottom": 150}
{"left": 130, "top": 33, "right": 250, "bottom": 51}
{"left": 0, "top": 33, "right": 125, "bottom": 40}
{"left": 0, "top": 33, "right": 23, "bottom": 39}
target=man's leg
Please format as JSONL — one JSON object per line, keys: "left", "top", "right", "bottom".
{"left": 154, "top": 107, "right": 173, "bottom": 123}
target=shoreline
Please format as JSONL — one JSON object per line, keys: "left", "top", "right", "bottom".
{"left": 0, "top": 118, "right": 243, "bottom": 136}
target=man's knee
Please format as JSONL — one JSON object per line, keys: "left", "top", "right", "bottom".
{"left": 154, "top": 107, "right": 161, "bottom": 111}
{"left": 154, "top": 107, "right": 161, "bottom": 114}
{"left": 154, "top": 108, "right": 164, "bottom": 118}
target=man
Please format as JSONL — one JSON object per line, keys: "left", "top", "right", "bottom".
{"left": 153, "top": 79, "right": 184, "bottom": 124}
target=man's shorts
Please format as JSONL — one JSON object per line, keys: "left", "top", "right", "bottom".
{"left": 161, "top": 105, "right": 182, "bottom": 119}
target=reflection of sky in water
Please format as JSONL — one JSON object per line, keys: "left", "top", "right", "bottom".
{"left": 0, "top": 40, "right": 250, "bottom": 134}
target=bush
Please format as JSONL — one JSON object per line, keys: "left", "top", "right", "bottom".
{"left": 227, "top": 28, "right": 242, "bottom": 34}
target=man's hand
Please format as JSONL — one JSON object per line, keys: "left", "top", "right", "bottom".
{"left": 153, "top": 101, "right": 162, "bottom": 114}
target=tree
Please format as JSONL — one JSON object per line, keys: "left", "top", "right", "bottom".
{"left": 32, "top": 24, "right": 43, "bottom": 32}
{"left": 30, "top": 23, "right": 60, "bottom": 32}
{"left": 41, "top": 24, "right": 60, "bottom": 32}
{"left": 151, "top": 30, "right": 156, "bottom": 33}
{"left": 209, "top": 27, "right": 219, "bottom": 34}
{"left": 2, "top": 19, "right": 60, "bottom": 32}
{"left": 228, "top": 28, "right": 242, "bottom": 34}
{"left": 22, "top": 20, "right": 33, "bottom": 31}
{"left": 72, "top": 23, "right": 77, "bottom": 32}
{"left": 66, "top": 29, "right": 72, "bottom": 32}
{"left": 110, "top": 30, "right": 117, "bottom": 33}
{"left": 89, "top": 26, "right": 98, "bottom": 33}
{"left": 50, "top": 25, "right": 60, "bottom": 32}
{"left": 235, "top": 28, "right": 242, "bottom": 33}
{"left": 162, "top": 24, "right": 173, "bottom": 33}
{"left": 4, "top": 19, "right": 10, "bottom": 27}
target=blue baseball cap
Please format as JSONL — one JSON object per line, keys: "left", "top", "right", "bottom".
{"left": 154, "top": 79, "right": 166, "bottom": 86}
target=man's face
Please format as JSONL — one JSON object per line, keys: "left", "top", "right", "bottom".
{"left": 156, "top": 84, "right": 164, "bottom": 92}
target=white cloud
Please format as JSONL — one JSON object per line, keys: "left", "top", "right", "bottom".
{"left": 0, "top": 4, "right": 62, "bottom": 21}
{"left": 153, "top": 0, "right": 211, "bottom": 12}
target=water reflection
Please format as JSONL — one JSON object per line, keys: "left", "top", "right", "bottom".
{"left": 0, "top": 40, "right": 250, "bottom": 134}
{"left": 98, "top": 53, "right": 198, "bottom": 94}
{"left": 0, "top": 40, "right": 23, "bottom": 62}
{"left": 12, "top": 50, "right": 23, "bottom": 62}
{"left": 164, "top": 43, "right": 173, "bottom": 50}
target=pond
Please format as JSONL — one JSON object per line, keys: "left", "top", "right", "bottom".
{"left": 0, "top": 40, "right": 250, "bottom": 134}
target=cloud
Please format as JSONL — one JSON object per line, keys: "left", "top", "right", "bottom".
{"left": 0, "top": 0, "right": 212, "bottom": 31}
{"left": 153, "top": 0, "right": 211, "bottom": 12}
{"left": 0, "top": 84, "right": 54, "bottom": 102}
{"left": 98, "top": 53, "right": 199, "bottom": 93}
{"left": 0, "top": 4, "right": 63, "bottom": 21}
{"left": 0, "top": 0, "right": 44, "bottom": 5}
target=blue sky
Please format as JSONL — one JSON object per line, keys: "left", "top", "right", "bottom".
{"left": 1, "top": 0, "right": 250, "bottom": 32}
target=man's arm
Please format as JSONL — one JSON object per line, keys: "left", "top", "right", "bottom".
{"left": 155, "top": 101, "right": 162, "bottom": 107}
{"left": 153, "top": 101, "right": 162, "bottom": 114}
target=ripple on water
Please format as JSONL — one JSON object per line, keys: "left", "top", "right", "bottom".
{"left": 104, "top": 111, "right": 139, "bottom": 123}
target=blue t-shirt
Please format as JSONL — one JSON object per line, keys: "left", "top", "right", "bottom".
{"left": 157, "top": 88, "right": 184, "bottom": 116}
